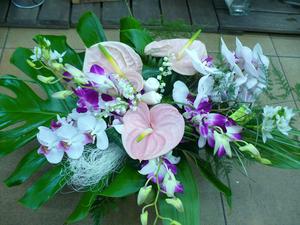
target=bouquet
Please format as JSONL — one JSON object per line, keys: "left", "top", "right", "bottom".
{"left": 1, "top": 12, "right": 299, "bottom": 225}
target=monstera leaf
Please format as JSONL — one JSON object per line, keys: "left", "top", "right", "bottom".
{"left": 0, "top": 35, "right": 81, "bottom": 161}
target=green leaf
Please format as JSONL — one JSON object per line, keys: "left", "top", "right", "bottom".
{"left": 0, "top": 48, "right": 73, "bottom": 157}
{"left": 120, "top": 17, "right": 153, "bottom": 55}
{"left": 77, "top": 11, "right": 107, "bottom": 47}
{"left": 159, "top": 156, "right": 200, "bottom": 225}
{"left": 100, "top": 164, "right": 145, "bottom": 198}
{"left": 19, "top": 166, "right": 67, "bottom": 209}
{"left": 196, "top": 157, "right": 232, "bottom": 207}
{"left": 120, "top": 16, "right": 142, "bottom": 30}
{"left": 106, "top": 127, "right": 123, "bottom": 149}
{"left": 34, "top": 35, "right": 83, "bottom": 69}
{"left": 66, "top": 191, "right": 97, "bottom": 224}
{"left": 243, "top": 129, "right": 300, "bottom": 169}
{"left": 4, "top": 148, "right": 46, "bottom": 187}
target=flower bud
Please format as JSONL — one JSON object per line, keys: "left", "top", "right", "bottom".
{"left": 64, "top": 64, "right": 88, "bottom": 84}
{"left": 37, "top": 75, "right": 56, "bottom": 84}
{"left": 140, "top": 211, "right": 148, "bottom": 225}
{"left": 137, "top": 186, "right": 152, "bottom": 205}
{"left": 52, "top": 90, "right": 73, "bottom": 99}
{"left": 165, "top": 198, "right": 184, "bottom": 212}
{"left": 26, "top": 59, "right": 36, "bottom": 68}
{"left": 140, "top": 91, "right": 162, "bottom": 105}
{"left": 170, "top": 220, "right": 182, "bottom": 225}
{"left": 144, "top": 77, "right": 160, "bottom": 92}
{"left": 51, "top": 62, "right": 64, "bottom": 72}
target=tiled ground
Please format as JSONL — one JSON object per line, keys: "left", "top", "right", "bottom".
{"left": 0, "top": 28, "right": 299, "bottom": 225}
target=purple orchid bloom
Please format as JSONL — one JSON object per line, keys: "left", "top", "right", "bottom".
{"left": 74, "top": 87, "right": 99, "bottom": 113}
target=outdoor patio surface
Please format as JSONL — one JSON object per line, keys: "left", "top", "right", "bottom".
{"left": 0, "top": 28, "right": 299, "bottom": 225}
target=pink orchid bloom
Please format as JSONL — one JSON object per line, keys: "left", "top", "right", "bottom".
{"left": 122, "top": 102, "right": 185, "bottom": 161}
{"left": 144, "top": 39, "right": 207, "bottom": 75}
{"left": 83, "top": 41, "right": 144, "bottom": 91}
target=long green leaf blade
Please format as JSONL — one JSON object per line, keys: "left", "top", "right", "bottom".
{"left": 77, "top": 12, "right": 107, "bottom": 47}
{"left": 100, "top": 164, "right": 145, "bottom": 198}
{"left": 159, "top": 156, "right": 200, "bottom": 225}
{"left": 66, "top": 191, "right": 97, "bottom": 224}
{"left": 19, "top": 166, "right": 67, "bottom": 209}
{"left": 4, "top": 148, "right": 46, "bottom": 187}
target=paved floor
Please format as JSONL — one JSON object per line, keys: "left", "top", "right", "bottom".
{"left": 0, "top": 28, "right": 299, "bottom": 225}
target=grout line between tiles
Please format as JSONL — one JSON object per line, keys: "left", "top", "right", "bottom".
{"left": 0, "top": 28, "right": 9, "bottom": 63}
{"left": 220, "top": 193, "right": 228, "bottom": 225}
{"left": 270, "top": 37, "right": 298, "bottom": 105}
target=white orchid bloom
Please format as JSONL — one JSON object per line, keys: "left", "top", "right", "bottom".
{"left": 140, "top": 91, "right": 162, "bottom": 105}
{"left": 67, "top": 108, "right": 91, "bottom": 121}
{"left": 193, "top": 75, "right": 214, "bottom": 108}
{"left": 112, "top": 118, "right": 124, "bottom": 134}
{"left": 30, "top": 46, "right": 42, "bottom": 62}
{"left": 86, "top": 72, "right": 117, "bottom": 93}
{"left": 50, "top": 50, "right": 66, "bottom": 63}
{"left": 253, "top": 43, "right": 269, "bottom": 68}
{"left": 77, "top": 115, "right": 109, "bottom": 150}
{"left": 37, "top": 126, "right": 64, "bottom": 164}
{"left": 185, "top": 49, "right": 220, "bottom": 76}
{"left": 221, "top": 38, "right": 243, "bottom": 76}
{"left": 144, "top": 77, "right": 160, "bottom": 92}
{"left": 172, "top": 81, "right": 190, "bottom": 107}
{"left": 56, "top": 124, "right": 86, "bottom": 159}
{"left": 139, "top": 158, "right": 168, "bottom": 181}
{"left": 162, "top": 170, "right": 181, "bottom": 197}
{"left": 213, "top": 131, "right": 232, "bottom": 157}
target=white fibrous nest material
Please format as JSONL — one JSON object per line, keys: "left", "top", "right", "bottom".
{"left": 65, "top": 143, "right": 126, "bottom": 191}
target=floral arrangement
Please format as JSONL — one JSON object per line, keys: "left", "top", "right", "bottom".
{"left": 1, "top": 12, "right": 300, "bottom": 225}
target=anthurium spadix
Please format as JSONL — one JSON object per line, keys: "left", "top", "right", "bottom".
{"left": 122, "top": 102, "right": 185, "bottom": 160}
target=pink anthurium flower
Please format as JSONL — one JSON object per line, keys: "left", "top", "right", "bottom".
{"left": 122, "top": 102, "right": 185, "bottom": 161}
{"left": 144, "top": 35, "right": 207, "bottom": 75}
{"left": 83, "top": 41, "right": 144, "bottom": 91}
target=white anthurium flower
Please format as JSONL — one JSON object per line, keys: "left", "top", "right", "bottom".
{"left": 37, "top": 126, "right": 64, "bottom": 164}
{"left": 172, "top": 81, "right": 190, "bottom": 107}
{"left": 64, "top": 64, "right": 89, "bottom": 84}
{"left": 163, "top": 170, "right": 181, "bottom": 197}
{"left": 193, "top": 75, "right": 214, "bottom": 108}
{"left": 140, "top": 91, "right": 162, "bottom": 105}
{"left": 56, "top": 124, "right": 86, "bottom": 159}
{"left": 185, "top": 49, "right": 221, "bottom": 76}
{"left": 77, "top": 115, "right": 109, "bottom": 150}
{"left": 213, "top": 131, "right": 232, "bottom": 157}
{"left": 144, "top": 77, "right": 160, "bottom": 92}
{"left": 112, "top": 118, "right": 124, "bottom": 134}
